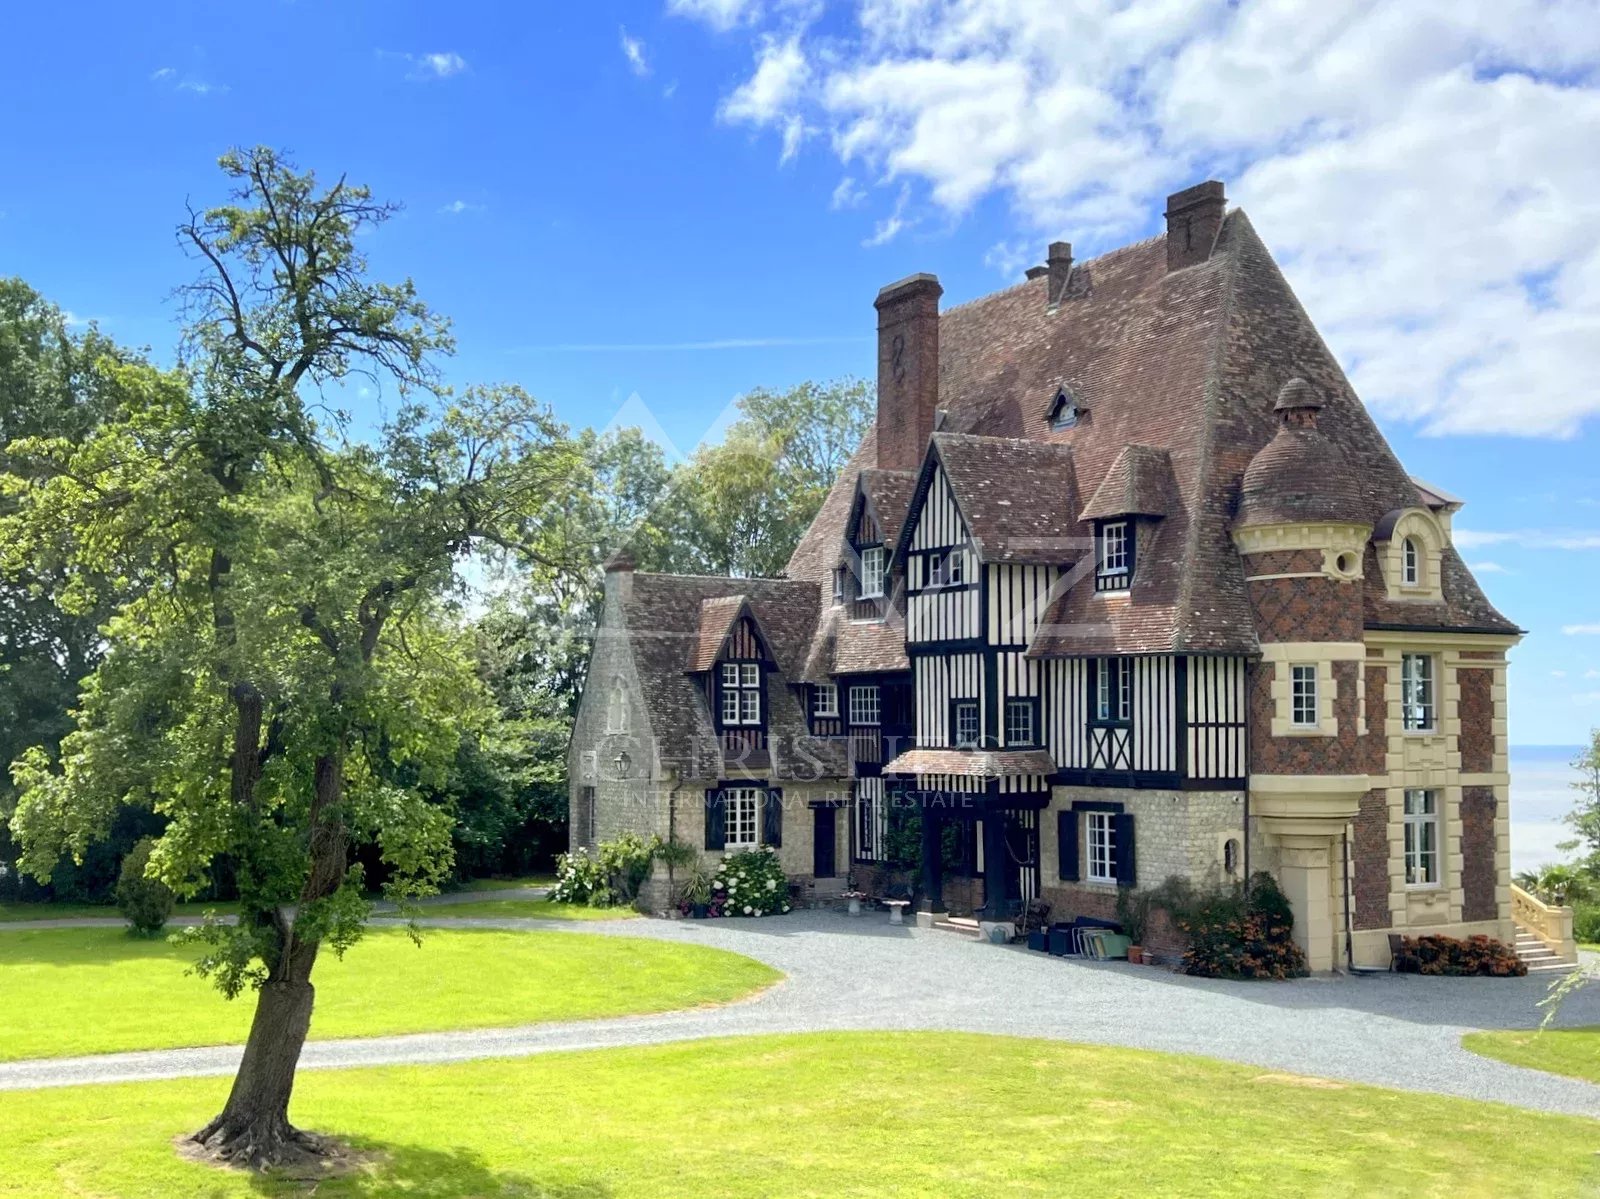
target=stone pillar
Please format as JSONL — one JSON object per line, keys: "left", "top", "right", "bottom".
{"left": 979, "top": 815, "right": 1009, "bottom": 920}
{"left": 917, "top": 807, "right": 945, "bottom": 922}
{"left": 1276, "top": 834, "right": 1338, "bottom": 973}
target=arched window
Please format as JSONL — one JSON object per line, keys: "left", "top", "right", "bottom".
{"left": 607, "top": 676, "right": 629, "bottom": 733}
{"left": 1401, "top": 537, "right": 1420, "bottom": 587}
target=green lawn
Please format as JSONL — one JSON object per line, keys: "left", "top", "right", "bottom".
{"left": 0, "top": 927, "right": 777, "bottom": 1061}
{"left": 1464, "top": 1025, "right": 1600, "bottom": 1084}
{"left": 0, "top": 898, "right": 238, "bottom": 923}
{"left": 2, "top": 1033, "right": 1595, "bottom": 1197}
{"left": 424, "top": 898, "right": 633, "bottom": 920}
{"left": 450, "top": 873, "right": 555, "bottom": 892}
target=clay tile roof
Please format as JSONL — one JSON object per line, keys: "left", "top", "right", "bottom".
{"left": 686, "top": 595, "right": 747, "bottom": 672}
{"left": 1235, "top": 427, "right": 1364, "bottom": 528}
{"left": 857, "top": 468, "right": 918, "bottom": 553}
{"left": 882, "top": 748, "right": 1057, "bottom": 777}
{"left": 1273, "top": 376, "right": 1323, "bottom": 411}
{"left": 919, "top": 433, "right": 1082, "bottom": 565}
{"left": 1079, "top": 444, "right": 1180, "bottom": 521}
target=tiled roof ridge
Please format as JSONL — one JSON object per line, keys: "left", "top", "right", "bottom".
{"left": 937, "top": 231, "right": 1167, "bottom": 319}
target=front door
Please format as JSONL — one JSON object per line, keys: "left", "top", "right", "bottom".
{"left": 813, "top": 806, "right": 837, "bottom": 879}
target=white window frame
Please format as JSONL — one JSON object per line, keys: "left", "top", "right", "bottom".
{"left": 725, "top": 786, "right": 762, "bottom": 850}
{"left": 1094, "top": 658, "right": 1131, "bottom": 723}
{"left": 813, "top": 683, "right": 839, "bottom": 718}
{"left": 927, "top": 548, "right": 965, "bottom": 588}
{"left": 832, "top": 567, "right": 844, "bottom": 606}
{"left": 1086, "top": 811, "right": 1117, "bottom": 884}
{"left": 1403, "top": 788, "right": 1440, "bottom": 887}
{"left": 1401, "top": 653, "right": 1436, "bottom": 732}
{"left": 1005, "top": 698, "right": 1035, "bottom": 746}
{"left": 1098, "top": 521, "right": 1129, "bottom": 578}
{"left": 849, "top": 684, "right": 880, "bottom": 727}
{"left": 1290, "top": 664, "right": 1319, "bottom": 729}
{"left": 607, "top": 676, "right": 629, "bottom": 733}
{"left": 953, "top": 700, "right": 981, "bottom": 748}
{"left": 860, "top": 546, "right": 886, "bottom": 599}
{"left": 721, "top": 661, "right": 762, "bottom": 726}
{"left": 1401, "top": 537, "right": 1420, "bottom": 587}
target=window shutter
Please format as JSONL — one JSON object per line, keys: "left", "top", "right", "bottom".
{"left": 1058, "top": 810, "right": 1079, "bottom": 882}
{"left": 764, "top": 788, "right": 784, "bottom": 849}
{"left": 705, "top": 789, "right": 726, "bottom": 851}
{"left": 1113, "top": 812, "right": 1136, "bottom": 887}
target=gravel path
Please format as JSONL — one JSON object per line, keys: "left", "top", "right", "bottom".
{"left": 3, "top": 910, "right": 1598, "bottom": 1116}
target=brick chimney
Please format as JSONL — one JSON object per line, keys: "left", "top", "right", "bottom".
{"left": 873, "top": 272, "right": 943, "bottom": 472}
{"left": 1164, "top": 181, "right": 1226, "bottom": 271}
{"left": 1046, "top": 241, "right": 1074, "bottom": 305}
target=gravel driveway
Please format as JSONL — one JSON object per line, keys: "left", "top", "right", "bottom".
{"left": 3, "top": 910, "right": 1598, "bottom": 1116}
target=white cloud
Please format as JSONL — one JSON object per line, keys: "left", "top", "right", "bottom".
{"left": 151, "top": 65, "right": 226, "bottom": 95}
{"left": 438, "top": 200, "right": 483, "bottom": 216}
{"left": 1455, "top": 528, "right": 1600, "bottom": 550}
{"left": 620, "top": 26, "right": 650, "bottom": 77}
{"left": 1587, "top": 669, "right": 1600, "bottom": 679}
{"left": 831, "top": 176, "right": 867, "bottom": 210}
{"left": 863, "top": 184, "right": 912, "bottom": 247}
{"left": 1553, "top": 670, "right": 1569, "bottom": 678}
{"left": 1576, "top": 691, "right": 1600, "bottom": 705}
{"left": 1564, "top": 624, "right": 1600, "bottom": 635}
{"left": 384, "top": 51, "right": 469, "bottom": 81}
{"left": 1468, "top": 561, "right": 1508, "bottom": 574}
{"left": 685, "top": 0, "right": 1600, "bottom": 437}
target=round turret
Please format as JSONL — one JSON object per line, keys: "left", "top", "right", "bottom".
{"left": 1236, "top": 378, "right": 1363, "bottom": 528}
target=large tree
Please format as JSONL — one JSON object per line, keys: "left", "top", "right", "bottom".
{"left": 4, "top": 149, "right": 577, "bottom": 1169}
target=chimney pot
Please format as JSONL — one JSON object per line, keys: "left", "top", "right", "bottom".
{"left": 873, "top": 273, "right": 943, "bottom": 473}
{"left": 603, "top": 548, "right": 637, "bottom": 574}
{"left": 1164, "top": 180, "right": 1226, "bottom": 271}
{"left": 1046, "top": 241, "right": 1074, "bottom": 305}
{"left": 1024, "top": 265, "right": 1048, "bottom": 280}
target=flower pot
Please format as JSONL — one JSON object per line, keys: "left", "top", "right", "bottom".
{"left": 847, "top": 897, "right": 862, "bottom": 916}
{"left": 691, "top": 903, "right": 709, "bottom": 919}
{"left": 1127, "top": 945, "right": 1144, "bottom": 964}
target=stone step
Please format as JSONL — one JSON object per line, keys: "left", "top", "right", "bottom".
{"left": 1525, "top": 961, "right": 1580, "bottom": 974}
{"left": 931, "top": 917, "right": 982, "bottom": 940}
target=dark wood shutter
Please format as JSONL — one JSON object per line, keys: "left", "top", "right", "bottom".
{"left": 1113, "top": 812, "right": 1136, "bottom": 887}
{"left": 764, "top": 788, "right": 783, "bottom": 848}
{"left": 1057, "top": 810, "right": 1079, "bottom": 881}
{"left": 705, "top": 788, "right": 726, "bottom": 851}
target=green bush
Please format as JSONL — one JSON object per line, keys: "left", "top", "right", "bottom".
{"left": 549, "top": 849, "right": 612, "bottom": 905}
{"left": 1156, "top": 872, "right": 1307, "bottom": 981}
{"left": 711, "top": 847, "right": 791, "bottom": 917}
{"left": 549, "top": 833, "right": 660, "bottom": 907}
{"left": 115, "top": 838, "right": 174, "bottom": 935}
{"left": 1573, "top": 902, "right": 1600, "bottom": 945}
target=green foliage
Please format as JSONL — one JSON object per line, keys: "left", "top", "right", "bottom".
{"left": 679, "top": 861, "right": 715, "bottom": 908}
{"left": 1563, "top": 728, "right": 1600, "bottom": 871}
{"left": 1392, "top": 934, "right": 1526, "bottom": 977}
{"left": 711, "top": 847, "right": 791, "bottom": 917}
{"left": 549, "top": 834, "right": 659, "bottom": 907}
{"left": 1514, "top": 863, "right": 1591, "bottom": 907}
{"left": 1573, "top": 902, "right": 1600, "bottom": 944}
{"left": 1113, "top": 886, "right": 1156, "bottom": 945}
{"left": 549, "top": 850, "right": 612, "bottom": 906}
{"left": 1156, "top": 872, "right": 1307, "bottom": 980}
{"left": 115, "top": 837, "right": 174, "bottom": 935}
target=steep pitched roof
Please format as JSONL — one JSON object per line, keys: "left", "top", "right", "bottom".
{"left": 1079, "top": 444, "right": 1180, "bottom": 521}
{"left": 856, "top": 468, "right": 918, "bottom": 553}
{"left": 904, "top": 434, "right": 1083, "bottom": 565}
{"left": 686, "top": 595, "right": 748, "bottom": 672}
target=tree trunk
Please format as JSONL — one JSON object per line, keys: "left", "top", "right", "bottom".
{"left": 191, "top": 749, "right": 348, "bottom": 1170}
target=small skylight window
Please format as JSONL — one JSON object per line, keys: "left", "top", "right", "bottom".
{"left": 1048, "top": 387, "right": 1082, "bottom": 430}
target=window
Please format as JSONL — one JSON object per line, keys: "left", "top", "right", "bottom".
{"left": 813, "top": 683, "right": 839, "bottom": 718}
{"left": 1086, "top": 811, "right": 1116, "bottom": 883}
{"left": 832, "top": 567, "right": 845, "bottom": 606}
{"left": 953, "top": 700, "right": 981, "bottom": 748}
{"left": 1401, "top": 653, "right": 1435, "bottom": 731}
{"left": 1403, "top": 789, "right": 1439, "bottom": 886}
{"left": 1048, "top": 388, "right": 1081, "bottom": 430}
{"left": 1005, "top": 698, "right": 1036, "bottom": 746}
{"left": 860, "top": 546, "right": 886, "bottom": 599}
{"left": 849, "top": 685, "right": 880, "bottom": 727}
{"left": 1290, "top": 664, "right": 1318, "bottom": 728}
{"left": 927, "top": 548, "right": 965, "bottom": 588}
{"left": 725, "top": 787, "right": 762, "bottom": 850}
{"left": 1401, "top": 537, "right": 1420, "bottom": 586}
{"left": 1094, "top": 657, "right": 1132, "bottom": 723}
{"left": 1098, "top": 521, "right": 1130, "bottom": 578}
{"left": 721, "top": 662, "right": 762, "bottom": 726}
{"left": 606, "top": 676, "right": 629, "bottom": 733}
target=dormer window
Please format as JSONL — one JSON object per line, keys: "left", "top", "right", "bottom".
{"left": 1095, "top": 520, "right": 1133, "bottom": 591}
{"left": 720, "top": 662, "right": 762, "bottom": 726}
{"left": 1047, "top": 387, "right": 1083, "bottom": 431}
{"left": 832, "top": 567, "right": 845, "bottom": 606}
{"left": 1401, "top": 537, "right": 1420, "bottom": 586}
{"left": 860, "top": 546, "right": 886, "bottom": 599}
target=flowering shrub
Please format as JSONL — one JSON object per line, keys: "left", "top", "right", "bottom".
{"left": 1158, "top": 872, "right": 1308, "bottom": 981}
{"left": 550, "top": 834, "right": 660, "bottom": 908}
{"left": 549, "top": 849, "right": 611, "bottom": 905}
{"left": 711, "top": 847, "right": 791, "bottom": 918}
{"left": 1394, "top": 934, "right": 1526, "bottom": 977}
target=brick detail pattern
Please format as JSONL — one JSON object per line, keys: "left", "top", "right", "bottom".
{"left": 1352, "top": 787, "right": 1391, "bottom": 930}
{"left": 1241, "top": 548, "right": 1323, "bottom": 576}
{"left": 1363, "top": 664, "right": 1387, "bottom": 775}
{"left": 1250, "top": 659, "right": 1361, "bottom": 775}
{"left": 1244, "top": 575, "right": 1362, "bottom": 644}
{"left": 1460, "top": 786, "right": 1499, "bottom": 923}
{"left": 1458, "top": 668, "right": 1494, "bottom": 775}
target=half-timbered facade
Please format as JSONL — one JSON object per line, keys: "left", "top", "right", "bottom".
{"left": 571, "top": 179, "right": 1522, "bottom": 970}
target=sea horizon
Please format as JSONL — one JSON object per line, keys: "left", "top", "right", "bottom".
{"left": 1510, "top": 743, "right": 1586, "bottom": 874}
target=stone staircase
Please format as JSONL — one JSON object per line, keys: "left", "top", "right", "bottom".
{"left": 1513, "top": 927, "right": 1579, "bottom": 974}
{"left": 930, "top": 915, "right": 982, "bottom": 940}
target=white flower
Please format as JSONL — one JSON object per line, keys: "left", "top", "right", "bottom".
{"left": 743, "top": 905, "right": 753, "bottom": 915}
{"left": 766, "top": 879, "right": 776, "bottom": 890}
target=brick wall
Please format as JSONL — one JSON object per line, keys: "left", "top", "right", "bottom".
{"left": 1458, "top": 669, "right": 1494, "bottom": 775}
{"left": 1249, "top": 660, "right": 1362, "bottom": 775}
{"left": 1243, "top": 572, "right": 1363, "bottom": 643}
{"left": 1460, "top": 785, "right": 1498, "bottom": 922}
{"left": 1362, "top": 662, "right": 1387, "bottom": 774}
{"left": 1351, "top": 787, "right": 1391, "bottom": 930}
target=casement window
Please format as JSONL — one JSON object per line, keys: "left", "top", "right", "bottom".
{"left": 606, "top": 676, "right": 629, "bottom": 733}
{"left": 1403, "top": 789, "right": 1440, "bottom": 886}
{"left": 927, "top": 548, "right": 965, "bottom": 588}
{"left": 724, "top": 786, "right": 762, "bottom": 850}
{"left": 1005, "top": 697, "right": 1037, "bottom": 747}
{"left": 832, "top": 567, "right": 845, "bottom": 606}
{"left": 577, "top": 785, "right": 597, "bottom": 847}
{"left": 1401, "top": 653, "right": 1436, "bottom": 731}
{"left": 1401, "top": 537, "right": 1420, "bottom": 587}
{"left": 720, "top": 662, "right": 762, "bottom": 726}
{"left": 1094, "top": 657, "right": 1132, "bottom": 724}
{"left": 1290, "top": 664, "right": 1319, "bottom": 728}
{"left": 953, "top": 700, "right": 981, "bottom": 748}
{"left": 813, "top": 683, "right": 839, "bottom": 718}
{"left": 1096, "top": 521, "right": 1132, "bottom": 590}
{"left": 860, "top": 546, "right": 886, "bottom": 599}
{"left": 849, "top": 684, "right": 880, "bottom": 727}
{"left": 1085, "top": 811, "right": 1117, "bottom": 883}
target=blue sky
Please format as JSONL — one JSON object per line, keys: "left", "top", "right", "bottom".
{"left": 2, "top": 1, "right": 1599, "bottom": 743}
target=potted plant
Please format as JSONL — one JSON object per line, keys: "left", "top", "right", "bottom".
{"left": 683, "top": 863, "right": 713, "bottom": 918}
{"left": 1115, "top": 887, "right": 1155, "bottom": 964}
